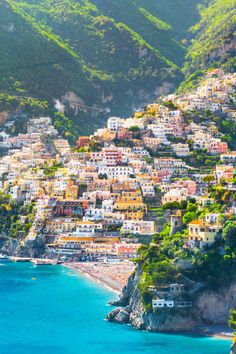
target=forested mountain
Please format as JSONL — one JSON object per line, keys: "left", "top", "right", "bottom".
{"left": 181, "top": 0, "right": 236, "bottom": 90}
{"left": 0, "top": 0, "right": 235, "bottom": 134}
{"left": 0, "top": 0, "right": 201, "bottom": 117}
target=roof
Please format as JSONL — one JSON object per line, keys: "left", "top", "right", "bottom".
{"left": 188, "top": 220, "right": 205, "bottom": 226}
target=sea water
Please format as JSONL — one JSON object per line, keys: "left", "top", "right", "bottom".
{"left": 0, "top": 263, "right": 230, "bottom": 354}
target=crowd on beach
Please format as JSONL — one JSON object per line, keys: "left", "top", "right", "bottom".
{"left": 65, "top": 261, "right": 135, "bottom": 291}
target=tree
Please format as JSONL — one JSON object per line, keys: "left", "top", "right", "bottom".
{"left": 128, "top": 126, "right": 140, "bottom": 132}
{"left": 202, "top": 175, "right": 215, "bottom": 185}
{"left": 229, "top": 310, "right": 236, "bottom": 353}
{"left": 183, "top": 211, "right": 196, "bottom": 225}
{"left": 229, "top": 309, "right": 236, "bottom": 331}
{"left": 163, "top": 201, "right": 181, "bottom": 210}
{"left": 223, "top": 222, "right": 236, "bottom": 250}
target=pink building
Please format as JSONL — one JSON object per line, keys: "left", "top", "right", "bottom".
{"left": 208, "top": 141, "right": 228, "bottom": 154}
{"left": 175, "top": 180, "right": 196, "bottom": 195}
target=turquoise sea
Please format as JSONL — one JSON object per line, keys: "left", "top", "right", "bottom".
{"left": 0, "top": 263, "right": 230, "bottom": 354}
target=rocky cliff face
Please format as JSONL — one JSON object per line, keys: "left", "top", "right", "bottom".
{"left": 231, "top": 341, "right": 236, "bottom": 354}
{"left": 107, "top": 266, "right": 236, "bottom": 333}
{"left": 0, "top": 111, "right": 9, "bottom": 125}
{"left": 195, "top": 283, "right": 236, "bottom": 324}
{"left": 1, "top": 235, "right": 46, "bottom": 258}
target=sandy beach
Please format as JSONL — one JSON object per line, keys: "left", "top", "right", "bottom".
{"left": 195, "top": 325, "right": 234, "bottom": 340}
{"left": 64, "top": 261, "right": 135, "bottom": 293}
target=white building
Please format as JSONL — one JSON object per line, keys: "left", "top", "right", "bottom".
{"left": 107, "top": 117, "right": 125, "bottom": 132}
{"left": 99, "top": 166, "right": 134, "bottom": 180}
{"left": 172, "top": 143, "right": 190, "bottom": 157}
{"left": 121, "top": 220, "right": 156, "bottom": 235}
{"left": 74, "top": 222, "right": 103, "bottom": 236}
{"left": 147, "top": 124, "right": 169, "bottom": 145}
{"left": 152, "top": 299, "right": 174, "bottom": 309}
{"left": 102, "top": 199, "right": 114, "bottom": 213}
{"left": 220, "top": 152, "right": 236, "bottom": 165}
{"left": 83, "top": 208, "right": 104, "bottom": 221}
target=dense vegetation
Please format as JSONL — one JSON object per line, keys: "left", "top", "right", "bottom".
{"left": 0, "top": 192, "right": 35, "bottom": 239}
{"left": 0, "top": 93, "right": 49, "bottom": 115}
{"left": 229, "top": 310, "right": 236, "bottom": 332}
{"left": 181, "top": 0, "right": 236, "bottom": 91}
{"left": 137, "top": 189, "right": 236, "bottom": 308}
{"left": 0, "top": 0, "right": 235, "bottom": 135}
{"left": 0, "top": 0, "right": 204, "bottom": 133}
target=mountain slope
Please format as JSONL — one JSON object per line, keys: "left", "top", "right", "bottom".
{"left": 0, "top": 0, "right": 203, "bottom": 120}
{"left": 184, "top": 0, "right": 236, "bottom": 75}
{"left": 1, "top": 0, "right": 235, "bottom": 134}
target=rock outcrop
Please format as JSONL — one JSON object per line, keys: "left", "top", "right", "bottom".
{"left": 1, "top": 234, "right": 46, "bottom": 258}
{"left": 107, "top": 266, "right": 236, "bottom": 333}
{"left": 106, "top": 307, "right": 130, "bottom": 324}
{"left": 231, "top": 341, "right": 236, "bottom": 354}
{"left": 195, "top": 283, "right": 236, "bottom": 324}
{"left": 0, "top": 111, "right": 9, "bottom": 125}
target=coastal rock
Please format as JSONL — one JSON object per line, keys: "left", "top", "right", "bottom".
{"left": 231, "top": 341, "right": 236, "bottom": 354}
{"left": 106, "top": 307, "right": 130, "bottom": 324}
{"left": 108, "top": 299, "right": 123, "bottom": 307}
{"left": 142, "top": 311, "right": 198, "bottom": 332}
{"left": 107, "top": 263, "right": 236, "bottom": 333}
{"left": 1, "top": 234, "right": 46, "bottom": 258}
{"left": 195, "top": 283, "right": 236, "bottom": 324}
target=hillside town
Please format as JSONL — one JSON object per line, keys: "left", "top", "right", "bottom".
{"left": 0, "top": 69, "right": 236, "bottom": 292}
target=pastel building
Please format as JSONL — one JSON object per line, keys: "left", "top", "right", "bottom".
{"left": 188, "top": 220, "right": 222, "bottom": 244}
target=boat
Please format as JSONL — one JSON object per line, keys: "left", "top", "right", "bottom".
{"left": 0, "top": 254, "right": 11, "bottom": 263}
{"left": 31, "top": 259, "right": 57, "bottom": 265}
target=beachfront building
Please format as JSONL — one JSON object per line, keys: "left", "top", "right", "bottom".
{"left": 115, "top": 242, "right": 141, "bottom": 259}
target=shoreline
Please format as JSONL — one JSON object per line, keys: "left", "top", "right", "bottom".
{"left": 63, "top": 262, "right": 125, "bottom": 294}
{"left": 63, "top": 262, "right": 233, "bottom": 341}
{"left": 65, "top": 263, "right": 121, "bottom": 294}
{"left": 194, "top": 328, "right": 233, "bottom": 341}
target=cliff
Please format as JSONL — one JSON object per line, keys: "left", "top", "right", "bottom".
{"left": 1, "top": 234, "right": 46, "bottom": 258}
{"left": 107, "top": 266, "right": 236, "bottom": 333}
{"left": 231, "top": 341, "right": 236, "bottom": 354}
{"left": 0, "top": 111, "right": 9, "bottom": 125}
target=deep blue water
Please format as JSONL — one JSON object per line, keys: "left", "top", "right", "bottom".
{"left": 0, "top": 263, "right": 230, "bottom": 354}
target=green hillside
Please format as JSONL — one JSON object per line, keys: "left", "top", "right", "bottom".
{"left": 0, "top": 0, "right": 203, "bottom": 122}
{"left": 0, "top": 0, "right": 235, "bottom": 135}
{"left": 184, "top": 0, "right": 236, "bottom": 77}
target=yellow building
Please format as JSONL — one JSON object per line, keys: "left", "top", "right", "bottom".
{"left": 188, "top": 220, "right": 222, "bottom": 244}
{"left": 114, "top": 190, "right": 147, "bottom": 213}
{"left": 124, "top": 210, "right": 144, "bottom": 220}
{"left": 65, "top": 180, "right": 79, "bottom": 200}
